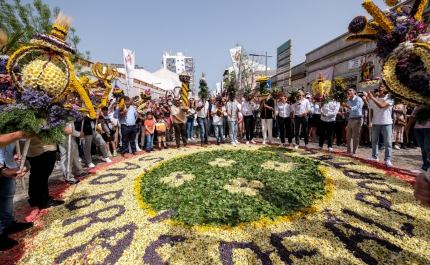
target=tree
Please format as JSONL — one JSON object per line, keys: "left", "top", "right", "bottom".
{"left": 227, "top": 44, "right": 264, "bottom": 97}
{"left": 0, "top": 0, "right": 90, "bottom": 73}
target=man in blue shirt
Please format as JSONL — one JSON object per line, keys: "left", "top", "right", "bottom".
{"left": 0, "top": 141, "right": 32, "bottom": 251}
{"left": 344, "top": 87, "right": 363, "bottom": 156}
{"left": 114, "top": 96, "right": 138, "bottom": 158}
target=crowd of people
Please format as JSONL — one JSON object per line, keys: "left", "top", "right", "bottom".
{"left": 0, "top": 84, "right": 430, "bottom": 251}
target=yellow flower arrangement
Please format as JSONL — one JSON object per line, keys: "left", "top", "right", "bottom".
{"left": 362, "top": 0, "right": 394, "bottom": 32}
{"left": 12, "top": 145, "right": 430, "bottom": 264}
{"left": 22, "top": 57, "right": 67, "bottom": 96}
{"left": 413, "top": 0, "right": 427, "bottom": 21}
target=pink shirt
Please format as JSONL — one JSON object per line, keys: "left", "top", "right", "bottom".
{"left": 412, "top": 106, "right": 430, "bottom": 129}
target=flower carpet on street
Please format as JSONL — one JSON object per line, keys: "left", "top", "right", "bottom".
{"left": 11, "top": 145, "right": 430, "bottom": 264}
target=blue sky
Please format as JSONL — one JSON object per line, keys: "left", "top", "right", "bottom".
{"left": 22, "top": 0, "right": 387, "bottom": 91}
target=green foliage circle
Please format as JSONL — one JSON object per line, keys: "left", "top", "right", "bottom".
{"left": 140, "top": 149, "right": 326, "bottom": 226}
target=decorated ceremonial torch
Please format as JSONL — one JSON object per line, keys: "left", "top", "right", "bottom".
{"left": 179, "top": 72, "right": 190, "bottom": 111}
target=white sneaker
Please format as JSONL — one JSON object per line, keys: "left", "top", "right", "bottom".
{"left": 295, "top": 145, "right": 299, "bottom": 149}
{"left": 187, "top": 138, "right": 191, "bottom": 141}
{"left": 366, "top": 157, "right": 379, "bottom": 162}
{"left": 385, "top": 160, "right": 394, "bottom": 168}
{"left": 328, "top": 147, "right": 333, "bottom": 152}
{"left": 236, "top": 140, "right": 240, "bottom": 144}
{"left": 394, "top": 145, "right": 400, "bottom": 150}
{"left": 232, "top": 142, "right": 236, "bottom": 147}
{"left": 88, "top": 162, "right": 95, "bottom": 168}
{"left": 288, "top": 143, "right": 293, "bottom": 146}
{"left": 351, "top": 153, "right": 358, "bottom": 157}
{"left": 316, "top": 146, "right": 322, "bottom": 150}
{"left": 191, "top": 137, "right": 195, "bottom": 141}
{"left": 102, "top": 157, "right": 112, "bottom": 163}
{"left": 410, "top": 169, "right": 424, "bottom": 174}
{"left": 279, "top": 143, "right": 284, "bottom": 147}
{"left": 136, "top": 147, "right": 142, "bottom": 152}
{"left": 262, "top": 141, "right": 266, "bottom": 145}
{"left": 246, "top": 141, "right": 249, "bottom": 145}
{"left": 305, "top": 144, "right": 310, "bottom": 149}
{"left": 250, "top": 140, "right": 256, "bottom": 144}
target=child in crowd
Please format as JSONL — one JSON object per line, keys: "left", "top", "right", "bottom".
{"left": 156, "top": 115, "right": 168, "bottom": 150}
{"left": 101, "top": 107, "right": 117, "bottom": 156}
{"left": 144, "top": 112, "right": 155, "bottom": 153}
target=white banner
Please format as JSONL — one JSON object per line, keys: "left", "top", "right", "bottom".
{"left": 229, "top": 46, "right": 242, "bottom": 81}
{"left": 312, "top": 66, "right": 334, "bottom": 81}
{"left": 123, "top": 48, "right": 135, "bottom": 90}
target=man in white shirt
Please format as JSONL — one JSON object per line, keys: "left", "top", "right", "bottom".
{"left": 196, "top": 98, "right": 209, "bottom": 147}
{"left": 275, "top": 93, "right": 293, "bottom": 146}
{"left": 241, "top": 96, "right": 256, "bottom": 145}
{"left": 292, "top": 91, "right": 311, "bottom": 148}
{"left": 318, "top": 100, "right": 340, "bottom": 151}
{"left": 227, "top": 95, "right": 240, "bottom": 147}
{"left": 364, "top": 84, "right": 394, "bottom": 167}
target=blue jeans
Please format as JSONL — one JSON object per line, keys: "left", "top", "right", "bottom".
{"left": 371, "top": 124, "right": 392, "bottom": 161}
{"left": 197, "top": 117, "right": 208, "bottom": 143}
{"left": 214, "top": 125, "right": 224, "bottom": 143}
{"left": 379, "top": 132, "right": 385, "bottom": 149}
{"left": 414, "top": 128, "right": 430, "bottom": 171}
{"left": 0, "top": 176, "right": 16, "bottom": 234}
{"left": 145, "top": 134, "right": 154, "bottom": 151}
{"left": 186, "top": 118, "right": 194, "bottom": 138}
{"left": 228, "top": 120, "right": 238, "bottom": 143}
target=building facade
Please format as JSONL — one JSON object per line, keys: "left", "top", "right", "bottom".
{"left": 287, "top": 0, "right": 430, "bottom": 94}
{"left": 162, "top": 52, "right": 195, "bottom": 93}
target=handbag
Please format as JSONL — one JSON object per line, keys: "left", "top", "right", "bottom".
{"left": 396, "top": 118, "right": 406, "bottom": 127}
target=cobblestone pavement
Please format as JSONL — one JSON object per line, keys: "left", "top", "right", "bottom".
{"left": 13, "top": 136, "right": 422, "bottom": 208}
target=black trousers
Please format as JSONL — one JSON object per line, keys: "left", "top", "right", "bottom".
{"left": 173, "top": 123, "right": 187, "bottom": 147}
{"left": 294, "top": 116, "right": 309, "bottom": 145}
{"left": 244, "top": 115, "right": 255, "bottom": 141}
{"left": 121, "top": 124, "right": 137, "bottom": 154}
{"left": 223, "top": 116, "right": 229, "bottom": 138}
{"left": 319, "top": 120, "right": 336, "bottom": 148}
{"left": 279, "top": 117, "right": 293, "bottom": 144}
{"left": 27, "top": 151, "right": 56, "bottom": 207}
{"left": 334, "top": 121, "right": 343, "bottom": 146}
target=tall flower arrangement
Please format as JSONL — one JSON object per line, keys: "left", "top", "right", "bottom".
{"left": 0, "top": 13, "right": 89, "bottom": 143}
{"left": 330, "top": 78, "right": 348, "bottom": 103}
{"left": 198, "top": 72, "right": 209, "bottom": 100}
{"left": 346, "top": 0, "right": 430, "bottom": 119}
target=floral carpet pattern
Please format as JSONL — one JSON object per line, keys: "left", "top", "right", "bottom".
{"left": 9, "top": 144, "right": 430, "bottom": 264}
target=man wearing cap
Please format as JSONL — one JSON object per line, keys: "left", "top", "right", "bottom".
{"left": 343, "top": 87, "right": 363, "bottom": 156}
{"left": 170, "top": 98, "right": 188, "bottom": 149}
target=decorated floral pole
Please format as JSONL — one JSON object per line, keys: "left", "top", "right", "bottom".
{"left": 179, "top": 72, "right": 190, "bottom": 110}
{"left": 137, "top": 89, "right": 151, "bottom": 112}
{"left": 256, "top": 76, "right": 270, "bottom": 99}
{"left": 311, "top": 73, "right": 331, "bottom": 103}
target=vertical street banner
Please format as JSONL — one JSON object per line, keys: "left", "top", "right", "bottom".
{"left": 229, "top": 46, "right": 242, "bottom": 81}
{"left": 276, "top": 39, "right": 292, "bottom": 89}
{"left": 123, "top": 49, "right": 135, "bottom": 91}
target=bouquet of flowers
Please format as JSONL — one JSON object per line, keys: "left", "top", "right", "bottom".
{"left": 329, "top": 78, "right": 348, "bottom": 103}
{"left": 271, "top": 86, "right": 282, "bottom": 100}
{"left": 287, "top": 89, "right": 299, "bottom": 104}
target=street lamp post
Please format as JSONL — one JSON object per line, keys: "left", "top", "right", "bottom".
{"left": 249, "top": 52, "right": 273, "bottom": 76}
